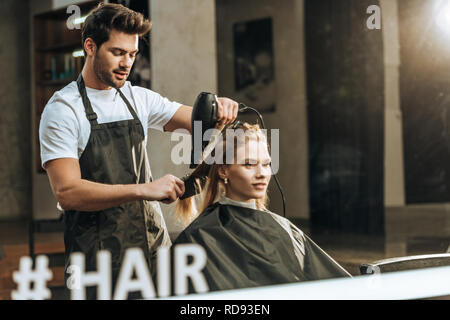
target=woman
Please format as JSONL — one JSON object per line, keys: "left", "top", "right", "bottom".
{"left": 174, "top": 122, "right": 351, "bottom": 293}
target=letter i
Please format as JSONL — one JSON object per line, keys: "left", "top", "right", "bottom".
{"left": 157, "top": 247, "right": 171, "bottom": 297}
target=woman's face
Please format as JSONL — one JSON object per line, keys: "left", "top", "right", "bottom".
{"left": 221, "top": 139, "right": 272, "bottom": 202}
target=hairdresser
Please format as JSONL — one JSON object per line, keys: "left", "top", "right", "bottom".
{"left": 39, "top": 3, "right": 237, "bottom": 297}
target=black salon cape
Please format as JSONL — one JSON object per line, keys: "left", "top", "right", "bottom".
{"left": 172, "top": 203, "right": 351, "bottom": 293}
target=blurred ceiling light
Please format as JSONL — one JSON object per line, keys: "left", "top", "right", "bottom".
{"left": 435, "top": 2, "right": 450, "bottom": 35}
{"left": 72, "top": 50, "right": 84, "bottom": 58}
{"left": 73, "top": 15, "right": 87, "bottom": 26}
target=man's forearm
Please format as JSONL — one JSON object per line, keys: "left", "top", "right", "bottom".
{"left": 163, "top": 105, "right": 192, "bottom": 133}
{"left": 57, "top": 179, "right": 143, "bottom": 212}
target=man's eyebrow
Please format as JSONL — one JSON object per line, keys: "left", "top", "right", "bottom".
{"left": 110, "top": 47, "right": 139, "bottom": 54}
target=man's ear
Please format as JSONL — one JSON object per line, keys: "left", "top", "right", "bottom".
{"left": 217, "top": 166, "right": 228, "bottom": 180}
{"left": 84, "top": 38, "right": 97, "bottom": 57}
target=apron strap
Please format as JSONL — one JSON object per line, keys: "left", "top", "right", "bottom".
{"left": 117, "top": 88, "right": 140, "bottom": 122}
{"left": 77, "top": 74, "right": 140, "bottom": 124}
{"left": 77, "top": 74, "right": 99, "bottom": 125}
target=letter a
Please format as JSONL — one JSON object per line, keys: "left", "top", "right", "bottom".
{"left": 67, "top": 5, "right": 81, "bottom": 30}
{"left": 366, "top": 5, "right": 381, "bottom": 30}
{"left": 171, "top": 129, "right": 191, "bottom": 165}
{"left": 113, "top": 248, "right": 156, "bottom": 300}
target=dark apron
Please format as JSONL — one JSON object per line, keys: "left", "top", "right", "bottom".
{"left": 63, "top": 75, "right": 171, "bottom": 299}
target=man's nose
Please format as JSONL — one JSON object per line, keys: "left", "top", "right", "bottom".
{"left": 120, "top": 54, "right": 134, "bottom": 69}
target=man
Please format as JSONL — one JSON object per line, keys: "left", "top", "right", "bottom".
{"left": 39, "top": 3, "right": 237, "bottom": 298}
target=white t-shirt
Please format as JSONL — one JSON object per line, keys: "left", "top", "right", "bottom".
{"left": 39, "top": 81, "right": 182, "bottom": 168}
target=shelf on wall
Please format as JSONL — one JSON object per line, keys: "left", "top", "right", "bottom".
{"left": 36, "top": 43, "right": 82, "bottom": 53}
{"left": 33, "top": 1, "right": 98, "bottom": 175}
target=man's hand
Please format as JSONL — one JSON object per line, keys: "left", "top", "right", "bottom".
{"left": 163, "top": 97, "right": 239, "bottom": 133}
{"left": 138, "top": 174, "right": 185, "bottom": 204}
{"left": 216, "top": 97, "right": 239, "bottom": 130}
{"left": 45, "top": 158, "right": 186, "bottom": 211}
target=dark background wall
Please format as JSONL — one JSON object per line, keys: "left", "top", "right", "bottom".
{"left": 0, "top": 0, "right": 31, "bottom": 220}
{"left": 305, "top": 0, "right": 385, "bottom": 234}
{"left": 399, "top": 0, "right": 450, "bottom": 204}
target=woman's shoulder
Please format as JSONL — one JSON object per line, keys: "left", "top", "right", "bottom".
{"left": 264, "top": 210, "right": 306, "bottom": 237}
{"left": 172, "top": 202, "right": 224, "bottom": 244}
{"left": 179, "top": 202, "right": 222, "bottom": 231}
{"left": 175, "top": 201, "right": 259, "bottom": 237}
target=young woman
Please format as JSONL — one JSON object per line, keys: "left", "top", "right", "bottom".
{"left": 174, "top": 122, "right": 351, "bottom": 293}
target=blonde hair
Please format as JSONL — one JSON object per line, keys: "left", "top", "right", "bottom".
{"left": 176, "top": 122, "right": 270, "bottom": 225}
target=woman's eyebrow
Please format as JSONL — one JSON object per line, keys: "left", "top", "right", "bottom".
{"left": 244, "top": 158, "right": 258, "bottom": 164}
{"left": 243, "top": 157, "right": 271, "bottom": 162}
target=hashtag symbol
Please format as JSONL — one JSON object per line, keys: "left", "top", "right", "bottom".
{"left": 11, "top": 255, "right": 53, "bottom": 300}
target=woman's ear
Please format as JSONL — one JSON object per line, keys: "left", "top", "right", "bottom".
{"left": 217, "top": 166, "right": 228, "bottom": 180}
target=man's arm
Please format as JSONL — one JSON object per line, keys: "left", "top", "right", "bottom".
{"left": 45, "top": 158, "right": 185, "bottom": 212}
{"left": 163, "top": 98, "right": 239, "bottom": 133}
{"left": 163, "top": 105, "right": 192, "bottom": 133}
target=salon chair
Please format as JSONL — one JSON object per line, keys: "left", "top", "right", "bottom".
{"left": 360, "top": 253, "right": 450, "bottom": 274}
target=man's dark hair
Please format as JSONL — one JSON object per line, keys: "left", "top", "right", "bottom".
{"left": 82, "top": 3, "right": 151, "bottom": 53}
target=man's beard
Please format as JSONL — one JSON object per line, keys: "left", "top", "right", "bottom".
{"left": 93, "top": 54, "right": 126, "bottom": 89}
